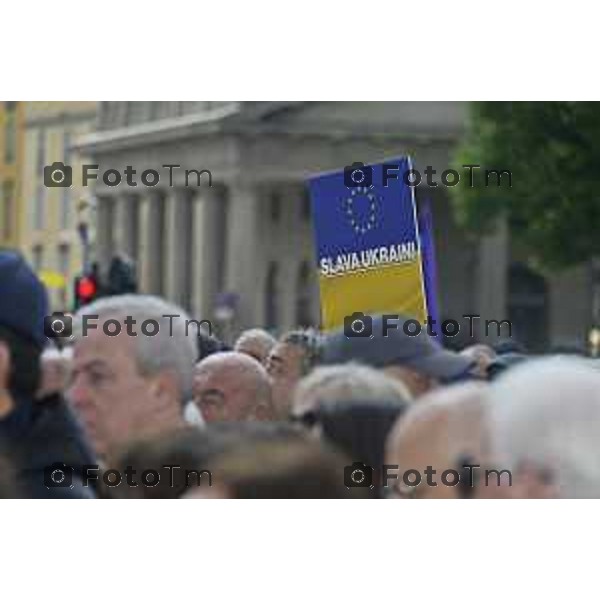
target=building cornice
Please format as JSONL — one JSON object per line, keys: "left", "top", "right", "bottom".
{"left": 74, "top": 103, "right": 242, "bottom": 154}
{"left": 74, "top": 101, "right": 464, "bottom": 154}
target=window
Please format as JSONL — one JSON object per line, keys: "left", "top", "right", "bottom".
{"left": 32, "top": 245, "right": 44, "bottom": 272}
{"left": 269, "top": 191, "right": 281, "bottom": 222}
{"left": 180, "top": 101, "right": 209, "bottom": 115}
{"left": 264, "top": 262, "right": 279, "bottom": 331}
{"left": 58, "top": 243, "right": 70, "bottom": 276}
{"left": 4, "top": 101, "right": 17, "bottom": 164}
{"left": 34, "top": 129, "right": 46, "bottom": 230}
{"left": 101, "top": 102, "right": 120, "bottom": 130}
{"left": 2, "top": 180, "right": 14, "bottom": 240}
{"left": 151, "top": 102, "right": 176, "bottom": 119}
{"left": 149, "top": 102, "right": 163, "bottom": 120}
{"left": 34, "top": 190, "right": 45, "bottom": 230}
{"left": 507, "top": 263, "right": 548, "bottom": 352}
{"left": 125, "top": 101, "right": 148, "bottom": 125}
{"left": 57, "top": 244, "right": 70, "bottom": 307}
{"left": 60, "top": 131, "right": 71, "bottom": 230}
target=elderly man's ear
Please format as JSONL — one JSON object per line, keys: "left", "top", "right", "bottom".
{"left": 0, "top": 341, "right": 15, "bottom": 417}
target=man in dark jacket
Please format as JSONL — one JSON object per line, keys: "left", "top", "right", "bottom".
{"left": 0, "top": 251, "right": 96, "bottom": 498}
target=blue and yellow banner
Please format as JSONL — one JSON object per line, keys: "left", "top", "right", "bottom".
{"left": 308, "top": 157, "right": 437, "bottom": 330}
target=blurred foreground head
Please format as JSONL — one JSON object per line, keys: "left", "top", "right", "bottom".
{"left": 234, "top": 328, "right": 276, "bottom": 364}
{"left": 385, "top": 382, "right": 488, "bottom": 498}
{"left": 193, "top": 351, "right": 274, "bottom": 422}
{"left": 487, "top": 357, "right": 600, "bottom": 498}
{"left": 108, "top": 426, "right": 227, "bottom": 499}
{"left": 315, "top": 396, "right": 409, "bottom": 497}
{"left": 109, "top": 421, "right": 306, "bottom": 498}
{"left": 187, "top": 437, "right": 363, "bottom": 499}
{"left": 70, "top": 295, "right": 198, "bottom": 456}
{"left": 320, "top": 315, "right": 475, "bottom": 398}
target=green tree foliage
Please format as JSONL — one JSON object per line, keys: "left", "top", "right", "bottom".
{"left": 451, "top": 102, "right": 600, "bottom": 269}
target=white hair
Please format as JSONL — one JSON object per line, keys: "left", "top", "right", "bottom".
{"left": 293, "top": 362, "right": 412, "bottom": 415}
{"left": 488, "top": 357, "right": 600, "bottom": 498}
{"left": 75, "top": 295, "right": 198, "bottom": 400}
{"left": 41, "top": 346, "right": 63, "bottom": 360}
{"left": 195, "top": 351, "right": 273, "bottom": 408}
{"left": 235, "top": 328, "right": 276, "bottom": 350}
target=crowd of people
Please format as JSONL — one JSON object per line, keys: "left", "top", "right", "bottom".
{"left": 1, "top": 248, "right": 598, "bottom": 499}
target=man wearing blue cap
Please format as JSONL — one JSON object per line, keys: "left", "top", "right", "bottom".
{"left": 320, "top": 314, "right": 478, "bottom": 398}
{"left": 0, "top": 251, "right": 96, "bottom": 498}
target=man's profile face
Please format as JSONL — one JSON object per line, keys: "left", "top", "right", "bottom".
{"left": 266, "top": 342, "right": 305, "bottom": 382}
{"left": 68, "top": 322, "right": 158, "bottom": 455}
{"left": 266, "top": 342, "right": 306, "bottom": 415}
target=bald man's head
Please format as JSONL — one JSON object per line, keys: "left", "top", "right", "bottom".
{"left": 193, "top": 351, "right": 275, "bottom": 422}
{"left": 385, "top": 383, "right": 488, "bottom": 498}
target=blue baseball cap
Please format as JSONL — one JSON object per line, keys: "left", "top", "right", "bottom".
{"left": 321, "top": 314, "right": 474, "bottom": 382}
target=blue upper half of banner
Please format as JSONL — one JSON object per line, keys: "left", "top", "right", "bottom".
{"left": 308, "top": 157, "right": 420, "bottom": 259}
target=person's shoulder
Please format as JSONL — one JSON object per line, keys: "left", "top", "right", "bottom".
{"left": 16, "top": 394, "right": 98, "bottom": 498}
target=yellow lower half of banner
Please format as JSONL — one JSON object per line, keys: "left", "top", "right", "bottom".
{"left": 319, "top": 260, "right": 427, "bottom": 331}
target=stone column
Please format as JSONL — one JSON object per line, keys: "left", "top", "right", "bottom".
{"left": 190, "top": 186, "right": 220, "bottom": 320}
{"left": 114, "top": 193, "right": 138, "bottom": 261}
{"left": 94, "top": 195, "right": 115, "bottom": 275}
{"left": 224, "top": 182, "right": 261, "bottom": 332}
{"left": 164, "top": 187, "right": 192, "bottom": 308}
{"left": 279, "top": 182, "right": 301, "bottom": 331}
{"left": 137, "top": 190, "right": 163, "bottom": 295}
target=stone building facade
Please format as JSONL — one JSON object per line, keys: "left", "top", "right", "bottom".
{"left": 77, "top": 101, "right": 591, "bottom": 350}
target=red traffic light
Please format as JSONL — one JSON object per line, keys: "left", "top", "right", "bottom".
{"left": 76, "top": 276, "right": 98, "bottom": 301}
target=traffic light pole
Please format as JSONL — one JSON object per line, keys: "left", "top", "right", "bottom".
{"left": 77, "top": 221, "right": 90, "bottom": 274}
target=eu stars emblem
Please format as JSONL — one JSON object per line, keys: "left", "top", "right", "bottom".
{"left": 342, "top": 185, "right": 380, "bottom": 235}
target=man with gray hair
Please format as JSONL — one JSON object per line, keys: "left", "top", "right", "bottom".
{"left": 385, "top": 382, "right": 488, "bottom": 499}
{"left": 292, "top": 363, "right": 411, "bottom": 423}
{"left": 234, "top": 328, "right": 277, "bottom": 365}
{"left": 487, "top": 357, "right": 600, "bottom": 498}
{"left": 69, "top": 295, "right": 200, "bottom": 456}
